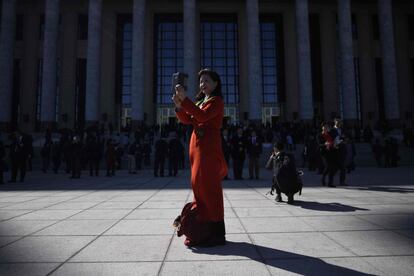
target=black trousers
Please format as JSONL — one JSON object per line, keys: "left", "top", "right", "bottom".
{"left": 233, "top": 158, "right": 245, "bottom": 179}
{"left": 11, "top": 159, "right": 26, "bottom": 182}
{"left": 42, "top": 156, "right": 50, "bottom": 172}
{"left": 154, "top": 156, "right": 165, "bottom": 176}
{"left": 89, "top": 159, "right": 100, "bottom": 176}
{"left": 321, "top": 155, "right": 337, "bottom": 185}
{"left": 71, "top": 158, "right": 81, "bottom": 178}
{"left": 169, "top": 157, "right": 179, "bottom": 176}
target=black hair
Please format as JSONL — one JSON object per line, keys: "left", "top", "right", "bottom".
{"left": 195, "top": 68, "right": 223, "bottom": 101}
{"left": 273, "top": 142, "right": 284, "bottom": 151}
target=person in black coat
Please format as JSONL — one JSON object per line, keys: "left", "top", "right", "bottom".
{"left": 231, "top": 127, "right": 247, "bottom": 180}
{"left": 134, "top": 139, "right": 143, "bottom": 171}
{"left": 51, "top": 141, "right": 61, "bottom": 173}
{"left": 40, "top": 140, "right": 52, "bottom": 173}
{"left": 167, "top": 132, "right": 183, "bottom": 177}
{"left": 70, "top": 136, "right": 83, "bottom": 178}
{"left": 154, "top": 136, "right": 168, "bottom": 177}
{"left": 265, "top": 142, "right": 301, "bottom": 204}
{"left": 143, "top": 137, "right": 151, "bottom": 167}
{"left": 26, "top": 134, "right": 34, "bottom": 171}
{"left": 221, "top": 128, "right": 232, "bottom": 180}
{"left": 246, "top": 130, "right": 262, "bottom": 179}
{"left": 168, "top": 132, "right": 184, "bottom": 177}
{"left": 86, "top": 135, "right": 101, "bottom": 176}
{"left": 331, "top": 118, "right": 348, "bottom": 186}
{"left": 9, "top": 132, "right": 29, "bottom": 183}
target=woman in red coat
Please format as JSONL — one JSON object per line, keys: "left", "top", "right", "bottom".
{"left": 172, "top": 69, "right": 228, "bottom": 247}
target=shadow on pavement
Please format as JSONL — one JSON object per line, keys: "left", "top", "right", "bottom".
{"left": 345, "top": 186, "right": 414, "bottom": 194}
{"left": 293, "top": 201, "right": 370, "bottom": 212}
{"left": 190, "top": 241, "right": 376, "bottom": 276}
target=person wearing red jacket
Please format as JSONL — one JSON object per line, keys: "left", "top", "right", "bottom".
{"left": 173, "top": 69, "right": 228, "bottom": 247}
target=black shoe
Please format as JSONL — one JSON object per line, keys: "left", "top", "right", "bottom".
{"left": 275, "top": 194, "right": 283, "bottom": 202}
{"left": 328, "top": 184, "right": 336, "bottom": 188}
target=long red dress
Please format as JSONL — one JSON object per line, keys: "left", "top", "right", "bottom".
{"left": 176, "top": 96, "right": 228, "bottom": 223}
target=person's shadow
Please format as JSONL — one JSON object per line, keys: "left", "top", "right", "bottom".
{"left": 293, "top": 201, "right": 370, "bottom": 212}
{"left": 190, "top": 241, "right": 376, "bottom": 276}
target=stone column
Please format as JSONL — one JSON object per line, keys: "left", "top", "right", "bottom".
{"left": 338, "top": 0, "right": 357, "bottom": 122}
{"left": 378, "top": 0, "right": 399, "bottom": 120}
{"left": 246, "top": 0, "right": 263, "bottom": 122}
{"left": 183, "top": 0, "right": 198, "bottom": 97}
{"left": 131, "top": 0, "right": 146, "bottom": 126}
{"left": 0, "top": 0, "right": 16, "bottom": 129}
{"left": 320, "top": 11, "right": 338, "bottom": 121}
{"left": 85, "top": 0, "right": 102, "bottom": 125}
{"left": 357, "top": 14, "right": 377, "bottom": 125}
{"left": 295, "top": 0, "right": 313, "bottom": 120}
{"left": 41, "top": 0, "right": 60, "bottom": 129}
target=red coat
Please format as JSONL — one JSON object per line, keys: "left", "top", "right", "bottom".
{"left": 176, "top": 96, "right": 228, "bottom": 222}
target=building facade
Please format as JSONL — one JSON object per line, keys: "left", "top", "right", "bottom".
{"left": 0, "top": 0, "right": 413, "bottom": 132}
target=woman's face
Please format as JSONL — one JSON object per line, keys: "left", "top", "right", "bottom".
{"left": 322, "top": 125, "right": 330, "bottom": 132}
{"left": 199, "top": 74, "right": 218, "bottom": 96}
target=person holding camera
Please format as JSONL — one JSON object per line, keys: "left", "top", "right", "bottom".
{"left": 266, "top": 142, "right": 302, "bottom": 204}
{"left": 172, "top": 69, "right": 228, "bottom": 247}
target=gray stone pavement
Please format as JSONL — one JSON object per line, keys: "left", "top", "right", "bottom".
{"left": 0, "top": 167, "right": 413, "bottom": 276}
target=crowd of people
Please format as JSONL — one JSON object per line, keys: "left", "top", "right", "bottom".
{"left": 0, "top": 117, "right": 411, "bottom": 185}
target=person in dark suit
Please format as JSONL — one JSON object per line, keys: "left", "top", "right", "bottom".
{"left": 134, "top": 139, "right": 143, "bottom": 171}
{"left": 106, "top": 139, "right": 116, "bottom": 176}
{"left": 40, "top": 140, "right": 52, "bottom": 173}
{"left": 246, "top": 130, "right": 262, "bottom": 179}
{"left": 51, "top": 141, "right": 61, "bottom": 173}
{"left": 86, "top": 135, "right": 101, "bottom": 176}
{"left": 9, "top": 132, "right": 29, "bottom": 183}
{"left": 221, "top": 128, "right": 232, "bottom": 180}
{"left": 70, "top": 136, "right": 82, "bottom": 179}
{"left": 168, "top": 132, "right": 184, "bottom": 177}
{"left": 331, "top": 118, "right": 348, "bottom": 186}
{"left": 154, "top": 136, "right": 168, "bottom": 177}
{"left": 26, "top": 134, "right": 34, "bottom": 171}
{"left": 231, "top": 127, "right": 247, "bottom": 180}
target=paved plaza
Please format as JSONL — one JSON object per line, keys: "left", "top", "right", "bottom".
{"left": 0, "top": 167, "right": 413, "bottom": 275}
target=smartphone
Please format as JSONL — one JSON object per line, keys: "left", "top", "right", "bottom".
{"left": 172, "top": 72, "right": 188, "bottom": 93}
